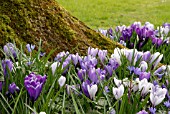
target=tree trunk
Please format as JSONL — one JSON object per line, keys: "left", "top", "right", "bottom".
{"left": 0, "top": 0, "right": 124, "bottom": 57}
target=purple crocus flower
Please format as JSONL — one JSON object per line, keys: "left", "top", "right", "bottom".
{"left": 81, "top": 80, "right": 90, "bottom": 98}
{"left": 3, "top": 43, "right": 17, "bottom": 58}
{"left": 88, "top": 47, "right": 98, "bottom": 57}
{"left": 26, "top": 44, "right": 35, "bottom": 52}
{"left": 88, "top": 67, "right": 98, "bottom": 83}
{"left": 2, "top": 59, "right": 13, "bottom": 76}
{"left": 164, "top": 101, "right": 170, "bottom": 108}
{"left": 139, "top": 72, "right": 150, "bottom": 80}
{"left": 151, "top": 36, "right": 163, "bottom": 47}
{"left": 105, "top": 65, "right": 113, "bottom": 76}
{"left": 149, "top": 107, "right": 156, "bottom": 114}
{"left": 127, "top": 66, "right": 136, "bottom": 74}
{"left": 54, "top": 51, "right": 70, "bottom": 62}
{"left": 77, "top": 69, "right": 86, "bottom": 81}
{"left": 98, "top": 50, "right": 107, "bottom": 63}
{"left": 71, "top": 53, "right": 80, "bottom": 66}
{"left": 24, "top": 72, "right": 47, "bottom": 101}
{"left": 142, "top": 51, "right": 151, "bottom": 62}
{"left": 153, "top": 65, "right": 166, "bottom": 78}
{"left": 104, "top": 86, "right": 110, "bottom": 93}
{"left": 137, "top": 110, "right": 148, "bottom": 114}
{"left": 8, "top": 82, "right": 20, "bottom": 94}
{"left": 121, "top": 28, "right": 132, "bottom": 41}
{"left": 153, "top": 80, "right": 158, "bottom": 86}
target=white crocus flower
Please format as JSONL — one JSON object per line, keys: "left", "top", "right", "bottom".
{"left": 132, "top": 78, "right": 140, "bottom": 92}
{"left": 112, "top": 84, "right": 124, "bottom": 99}
{"left": 87, "top": 84, "right": 98, "bottom": 100}
{"left": 163, "top": 26, "right": 169, "bottom": 35}
{"left": 139, "top": 78, "right": 153, "bottom": 96}
{"left": 123, "top": 78, "right": 130, "bottom": 87}
{"left": 58, "top": 76, "right": 66, "bottom": 87}
{"left": 51, "top": 61, "right": 60, "bottom": 75}
{"left": 114, "top": 77, "right": 122, "bottom": 87}
{"left": 139, "top": 61, "right": 148, "bottom": 72}
{"left": 150, "top": 85, "right": 167, "bottom": 106}
{"left": 149, "top": 52, "right": 163, "bottom": 69}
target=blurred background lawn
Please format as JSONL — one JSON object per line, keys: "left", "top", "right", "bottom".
{"left": 56, "top": 0, "right": 170, "bottom": 29}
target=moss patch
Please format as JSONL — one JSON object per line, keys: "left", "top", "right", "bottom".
{"left": 0, "top": 0, "right": 124, "bottom": 57}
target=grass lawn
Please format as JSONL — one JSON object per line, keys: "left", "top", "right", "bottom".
{"left": 56, "top": 0, "right": 170, "bottom": 29}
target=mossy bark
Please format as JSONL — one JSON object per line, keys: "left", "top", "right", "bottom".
{"left": 0, "top": 0, "right": 124, "bottom": 57}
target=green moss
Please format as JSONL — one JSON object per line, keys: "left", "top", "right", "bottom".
{"left": 0, "top": 0, "right": 124, "bottom": 58}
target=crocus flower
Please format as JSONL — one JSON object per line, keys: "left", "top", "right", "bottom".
{"left": 142, "top": 51, "right": 151, "bottom": 62}
{"left": 139, "top": 61, "right": 148, "bottom": 72}
{"left": 58, "top": 76, "right": 66, "bottom": 87}
{"left": 2, "top": 59, "right": 13, "bottom": 76}
{"left": 88, "top": 47, "right": 98, "bottom": 57}
{"left": 77, "top": 69, "right": 86, "bottom": 81}
{"left": 149, "top": 52, "right": 163, "bottom": 69}
{"left": 87, "top": 84, "right": 98, "bottom": 100}
{"left": 164, "top": 101, "right": 170, "bottom": 108}
{"left": 137, "top": 110, "right": 148, "bottom": 114}
{"left": 149, "top": 107, "right": 156, "bottom": 114}
{"left": 114, "top": 77, "right": 122, "bottom": 87}
{"left": 3, "top": 43, "right": 17, "bottom": 58}
{"left": 99, "top": 29, "right": 107, "bottom": 36}
{"left": 71, "top": 53, "right": 80, "bottom": 66}
{"left": 139, "top": 78, "right": 153, "bottom": 96}
{"left": 112, "top": 84, "right": 124, "bottom": 99}
{"left": 150, "top": 85, "right": 167, "bottom": 106}
{"left": 153, "top": 65, "right": 166, "bottom": 78}
{"left": 26, "top": 44, "right": 35, "bottom": 52}
{"left": 98, "top": 50, "right": 107, "bottom": 62}
{"left": 139, "top": 71, "right": 150, "bottom": 80}
{"left": 88, "top": 67, "right": 98, "bottom": 83}
{"left": 24, "top": 72, "right": 47, "bottom": 101}
{"left": 51, "top": 61, "right": 60, "bottom": 75}
{"left": 81, "top": 80, "right": 90, "bottom": 98}
{"left": 8, "top": 82, "right": 20, "bottom": 94}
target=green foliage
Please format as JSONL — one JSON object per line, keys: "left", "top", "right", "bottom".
{"left": 57, "top": 0, "right": 170, "bottom": 29}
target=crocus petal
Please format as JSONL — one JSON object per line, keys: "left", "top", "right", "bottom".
{"left": 58, "top": 76, "right": 66, "bottom": 87}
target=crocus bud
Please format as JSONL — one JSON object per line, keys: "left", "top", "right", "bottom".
{"left": 3, "top": 43, "right": 17, "bottom": 58}
{"left": 26, "top": 44, "right": 35, "bottom": 52}
{"left": 2, "top": 59, "right": 13, "bottom": 76}
{"left": 58, "top": 76, "right": 66, "bottom": 87}
{"left": 8, "top": 82, "right": 20, "bottom": 94}
{"left": 87, "top": 84, "right": 98, "bottom": 100}
{"left": 51, "top": 62, "right": 60, "bottom": 75}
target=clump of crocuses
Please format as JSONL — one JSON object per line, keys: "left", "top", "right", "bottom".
{"left": 24, "top": 72, "right": 47, "bottom": 101}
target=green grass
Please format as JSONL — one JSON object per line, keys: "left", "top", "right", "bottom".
{"left": 56, "top": 0, "right": 170, "bottom": 29}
